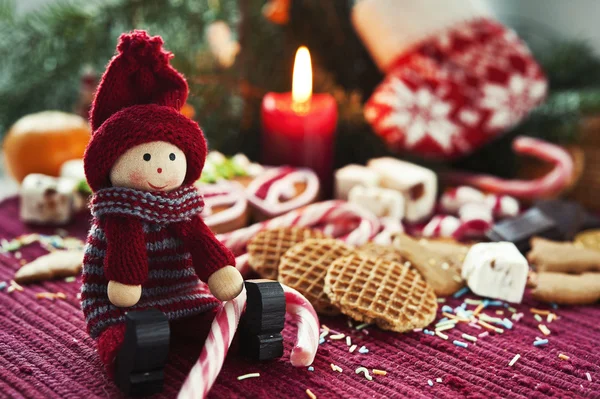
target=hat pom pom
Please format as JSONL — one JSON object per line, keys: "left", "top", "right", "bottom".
{"left": 116, "top": 30, "right": 171, "bottom": 72}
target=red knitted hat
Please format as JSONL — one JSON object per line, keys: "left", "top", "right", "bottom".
{"left": 84, "top": 30, "right": 207, "bottom": 192}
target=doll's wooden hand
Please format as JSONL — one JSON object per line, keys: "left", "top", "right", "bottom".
{"left": 208, "top": 266, "right": 244, "bottom": 301}
{"left": 107, "top": 280, "right": 142, "bottom": 307}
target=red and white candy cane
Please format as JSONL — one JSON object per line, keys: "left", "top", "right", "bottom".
{"left": 439, "top": 186, "right": 520, "bottom": 219}
{"left": 178, "top": 285, "right": 320, "bottom": 398}
{"left": 444, "top": 136, "right": 573, "bottom": 199}
{"left": 218, "top": 201, "right": 380, "bottom": 276}
{"left": 178, "top": 288, "right": 247, "bottom": 399}
{"left": 283, "top": 284, "right": 320, "bottom": 367}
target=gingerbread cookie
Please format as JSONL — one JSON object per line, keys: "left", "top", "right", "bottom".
{"left": 393, "top": 234, "right": 465, "bottom": 296}
{"left": 14, "top": 249, "right": 84, "bottom": 284}
{"left": 527, "top": 237, "right": 600, "bottom": 274}
{"left": 196, "top": 180, "right": 249, "bottom": 234}
{"left": 358, "top": 242, "right": 403, "bottom": 263}
{"left": 532, "top": 272, "right": 600, "bottom": 305}
{"left": 246, "top": 167, "right": 320, "bottom": 221}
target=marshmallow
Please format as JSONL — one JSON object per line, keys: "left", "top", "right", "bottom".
{"left": 461, "top": 242, "right": 529, "bottom": 303}
{"left": 334, "top": 164, "right": 381, "bottom": 200}
{"left": 367, "top": 157, "right": 437, "bottom": 223}
{"left": 422, "top": 215, "right": 461, "bottom": 238}
{"left": 59, "top": 159, "right": 85, "bottom": 181}
{"left": 440, "top": 186, "right": 485, "bottom": 214}
{"left": 20, "top": 174, "right": 79, "bottom": 225}
{"left": 348, "top": 186, "right": 405, "bottom": 220}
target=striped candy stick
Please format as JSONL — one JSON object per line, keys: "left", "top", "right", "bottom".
{"left": 219, "top": 200, "right": 381, "bottom": 277}
{"left": 282, "top": 284, "right": 320, "bottom": 367}
{"left": 178, "top": 285, "right": 320, "bottom": 397}
{"left": 178, "top": 288, "right": 247, "bottom": 399}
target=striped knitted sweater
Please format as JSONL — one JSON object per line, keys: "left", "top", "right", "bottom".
{"left": 81, "top": 186, "right": 235, "bottom": 339}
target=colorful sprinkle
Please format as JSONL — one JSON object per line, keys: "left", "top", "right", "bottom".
{"left": 453, "top": 340, "right": 468, "bottom": 348}
{"left": 508, "top": 307, "right": 517, "bottom": 313}
{"left": 372, "top": 369, "right": 387, "bottom": 376}
{"left": 308, "top": 366, "right": 314, "bottom": 372}
{"left": 538, "top": 324, "right": 551, "bottom": 336}
{"left": 478, "top": 320, "right": 504, "bottom": 334}
{"left": 464, "top": 298, "right": 482, "bottom": 305}
{"left": 355, "top": 322, "right": 371, "bottom": 330}
{"left": 478, "top": 331, "right": 489, "bottom": 338}
{"left": 306, "top": 388, "right": 317, "bottom": 399}
{"left": 349, "top": 344, "right": 357, "bottom": 353}
{"left": 237, "top": 372, "right": 260, "bottom": 380}
{"left": 558, "top": 354, "right": 570, "bottom": 361}
{"left": 413, "top": 328, "right": 423, "bottom": 333}
{"left": 502, "top": 318, "right": 514, "bottom": 329}
{"left": 453, "top": 287, "right": 469, "bottom": 298}
{"left": 423, "top": 329, "right": 435, "bottom": 336}
{"left": 435, "top": 331, "right": 449, "bottom": 340}
{"left": 473, "top": 303, "right": 485, "bottom": 316}
{"left": 462, "top": 333, "right": 477, "bottom": 343}
{"left": 346, "top": 336, "right": 352, "bottom": 346}
{"left": 534, "top": 314, "right": 543, "bottom": 322}
{"left": 443, "top": 312, "right": 469, "bottom": 322}
{"left": 0, "top": 281, "right": 6, "bottom": 291}
{"left": 436, "top": 378, "right": 443, "bottom": 383}
{"left": 441, "top": 305, "right": 454, "bottom": 313}
{"left": 355, "top": 367, "right": 373, "bottom": 381}
{"left": 428, "top": 379, "right": 434, "bottom": 387}
{"left": 319, "top": 337, "right": 325, "bottom": 345}
{"left": 358, "top": 346, "right": 369, "bottom": 354}
{"left": 468, "top": 322, "right": 482, "bottom": 330}
{"left": 487, "top": 300, "right": 504, "bottom": 307}
{"left": 547, "top": 313, "right": 555, "bottom": 323}
{"left": 330, "top": 363, "right": 343, "bottom": 372}
{"left": 436, "top": 298, "right": 446, "bottom": 303}
{"left": 531, "top": 308, "right": 550, "bottom": 315}
{"left": 586, "top": 372, "right": 592, "bottom": 382}
{"left": 508, "top": 354, "right": 520, "bottom": 367}
{"left": 496, "top": 310, "right": 504, "bottom": 315}
{"left": 64, "top": 276, "right": 76, "bottom": 283}
{"left": 533, "top": 339, "right": 548, "bottom": 346}
{"left": 435, "top": 324, "right": 455, "bottom": 333}
{"left": 435, "top": 319, "right": 456, "bottom": 328}
{"left": 329, "top": 333, "right": 345, "bottom": 340}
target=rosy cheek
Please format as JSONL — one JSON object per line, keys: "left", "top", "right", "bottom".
{"left": 128, "top": 170, "right": 146, "bottom": 185}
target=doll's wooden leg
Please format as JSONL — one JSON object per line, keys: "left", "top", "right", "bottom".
{"left": 239, "top": 280, "right": 286, "bottom": 361}
{"left": 114, "top": 309, "right": 170, "bottom": 396}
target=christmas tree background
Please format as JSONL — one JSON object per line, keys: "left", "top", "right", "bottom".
{"left": 2, "top": 0, "right": 600, "bottom": 178}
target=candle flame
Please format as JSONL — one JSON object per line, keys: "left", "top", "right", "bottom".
{"left": 292, "top": 46, "right": 312, "bottom": 106}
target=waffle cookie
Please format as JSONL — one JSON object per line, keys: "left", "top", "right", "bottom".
{"left": 247, "top": 227, "right": 325, "bottom": 280}
{"left": 325, "top": 254, "right": 437, "bottom": 332}
{"left": 278, "top": 239, "right": 354, "bottom": 315}
{"left": 393, "top": 234, "right": 466, "bottom": 297}
{"left": 358, "top": 242, "right": 403, "bottom": 263}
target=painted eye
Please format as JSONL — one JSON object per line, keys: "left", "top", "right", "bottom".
{"left": 143, "top": 153, "right": 151, "bottom": 161}
{"left": 169, "top": 153, "right": 176, "bottom": 161}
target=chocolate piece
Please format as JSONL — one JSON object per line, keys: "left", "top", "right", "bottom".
{"left": 534, "top": 199, "right": 586, "bottom": 240}
{"left": 115, "top": 309, "right": 170, "bottom": 396}
{"left": 239, "top": 280, "right": 286, "bottom": 361}
{"left": 486, "top": 208, "right": 562, "bottom": 253}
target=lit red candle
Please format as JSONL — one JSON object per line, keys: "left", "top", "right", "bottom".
{"left": 261, "top": 46, "right": 338, "bottom": 196}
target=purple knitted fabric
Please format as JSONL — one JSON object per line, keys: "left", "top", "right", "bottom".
{"left": 1, "top": 196, "right": 599, "bottom": 399}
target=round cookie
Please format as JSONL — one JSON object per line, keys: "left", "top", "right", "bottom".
{"left": 247, "top": 227, "right": 325, "bottom": 280}
{"left": 278, "top": 238, "right": 354, "bottom": 315}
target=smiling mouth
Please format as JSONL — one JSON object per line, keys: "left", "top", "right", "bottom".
{"left": 148, "top": 182, "right": 168, "bottom": 190}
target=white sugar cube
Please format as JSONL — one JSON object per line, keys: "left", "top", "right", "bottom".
{"left": 348, "top": 186, "right": 405, "bottom": 220}
{"left": 367, "top": 157, "right": 437, "bottom": 223}
{"left": 334, "top": 164, "right": 381, "bottom": 200}
{"left": 461, "top": 242, "right": 529, "bottom": 303}
{"left": 20, "top": 174, "right": 78, "bottom": 225}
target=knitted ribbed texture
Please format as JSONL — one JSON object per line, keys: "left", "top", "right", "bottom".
{"left": 84, "top": 30, "right": 207, "bottom": 192}
{"left": 83, "top": 186, "right": 234, "bottom": 343}
{"left": 1, "top": 197, "right": 599, "bottom": 398}
{"left": 90, "top": 30, "right": 187, "bottom": 132}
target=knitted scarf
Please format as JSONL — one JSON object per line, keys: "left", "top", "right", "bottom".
{"left": 88, "top": 185, "right": 235, "bottom": 286}
{"left": 90, "top": 185, "right": 204, "bottom": 224}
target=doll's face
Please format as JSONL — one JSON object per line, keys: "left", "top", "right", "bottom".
{"left": 110, "top": 141, "right": 187, "bottom": 192}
